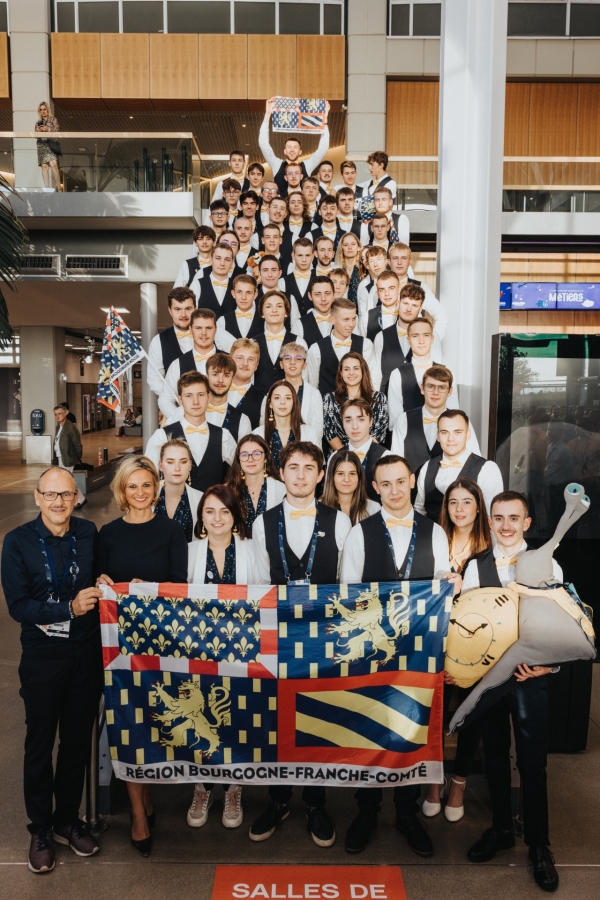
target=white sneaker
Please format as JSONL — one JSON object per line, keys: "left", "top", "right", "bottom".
{"left": 222, "top": 786, "right": 244, "bottom": 828}
{"left": 187, "top": 786, "right": 213, "bottom": 827}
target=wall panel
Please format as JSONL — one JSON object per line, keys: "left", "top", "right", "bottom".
{"left": 198, "top": 34, "right": 247, "bottom": 100}
{"left": 386, "top": 81, "right": 439, "bottom": 156}
{"left": 101, "top": 34, "right": 150, "bottom": 99}
{"left": 248, "top": 35, "right": 296, "bottom": 100}
{"left": 0, "top": 33, "right": 9, "bottom": 99}
{"left": 297, "top": 35, "right": 345, "bottom": 100}
{"left": 150, "top": 34, "right": 198, "bottom": 100}
{"left": 529, "top": 83, "right": 577, "bottom": 157}
{"left": 576, "top": 83, "right": 600, "bottom": 156}
{"left": 51, "top": 33, "right": 102, "bottom": 99}
{"left": 504, "top": 82, "right": 530, "bottom": 155}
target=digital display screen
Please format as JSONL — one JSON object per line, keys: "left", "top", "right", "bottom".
{"left": 499, "top": 283, "right": 512, "bottom": 309}
{"left": 511, "top": 282, "right": 557, "bottom": 310}
{"left": 556, "top": 283, "right": 600, "bottom": 310}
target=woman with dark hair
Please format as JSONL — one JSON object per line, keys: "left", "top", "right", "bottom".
{"left": 322, "top": 450, "right": 381, "bottom": 525}
{"left": 225, "top": 433, "right": 286, "bottom": 530}
{"left": 422, "top": 477, "right": 492, "bottom": 824}
{"left": 154, "top": 439, "right": 203, "bottom": 542}
{"left": 186, "top": 484, "right": 256, "bottom": 838}
{"left": 254, "top": 380, "right": 318, "bottom": 470}
{"left": 323, "top": 351, "right": 388, "bottom": 452}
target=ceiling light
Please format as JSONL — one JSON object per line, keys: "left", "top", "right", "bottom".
{"left": 129, "top": 116, "right": 134, "bottom": 120}
{"left": 242, "top": 124, "right": 246, "bottom": 128}
{"left": 72, "top": 346, "right": 88, "bottom": 350}
{"left": 78, "top": 147, "right": 86, "bottom": 152}
{"left": 65, "top": 342, "right": 73, "bottom": 347}
{"left": 84, "top": 354, "right": 93, "bottom": 364}
{"left": 100, "top": 307, "right": 130, "bottom": 313}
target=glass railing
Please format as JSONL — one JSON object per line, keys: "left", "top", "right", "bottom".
{"left": 0, "top": 133, "right": 200, "bottom": 193}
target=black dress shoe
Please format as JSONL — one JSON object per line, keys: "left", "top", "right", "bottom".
{"left": 467, "top": 827, "right": 515, "bottom": 863}
{"left": 396, "top": 814, "right": 433, "bottom": 856}
{"left": 345, "top": 811, "right": 378, "bottom": 854}
{"left": 529, "top": 845, "right": 559, "bottom": 892}
{"left": 130, "top": 812, "right": 152, "bottom": 857}
{"left": 147, "top": 811, "right": 156, "bottom": 830}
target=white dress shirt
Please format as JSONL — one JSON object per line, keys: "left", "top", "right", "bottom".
{"left": 258, "top": 121, "right": 330, "bottom": 181}
{"left": 211, "top": 172, "right": 241, "bottom": 202}
{"left": 188, "top": 535, "right": 258, "bottom": 584}
{"left": 415, "top": 451, "right": 505, "bottom": 516}
{"left": 326, "top": 438, "right": 391, "bottom": 471}
{"left": 173, "top": 256, "right": 211, "bottom": 290}
{"left": 216, "top": 304, "right": 257, "bottom": 353}
{"left": 252, "top": 497, "right": 352, "bottom": 585}
{"left": 391, "top": 405, "right": 479, "bottom": 456}
{"left": 386, "top": 357, "right": 433, "bottom": 428}
{"left": 340, "top": 507, "right": 450, "bottom": 583}
{"left": 205, "top": 403, "right": 252, "bottom": 440}
{"left": 147, "top": 330, "right": 194, "bottom": 397}
{"left": 358, "top": 305, "right": 398, "bottom": 339}
{"left": 262, "top": 329, "right": 308, "bottom": 365}
{"left": 357, "top": 279, "right": 376, "bottom": 320}
{"left": 228, "top": 378, "right": 255, "bottom": 410}
{"left": 259, "top": 380, "right": 324, "bottom": 443}
{"left": 294, "top": 309, "right": 333, "bottom": 343}
{"left": 146, "top": 418, "right": 237, "bottom": 472}
{"left": 159, "top": 346, "right": 218, "bottom": 418}
{"left": 461, "top": 541, "right": 564, "bottom": 592}
{"left": 359, "top": 176, "right": 399, "bottom": 199}
{"left": 189, "top": 270, "right": 230, "bottom": 305}
{"left": 306, "top": 333, "right": 381, "bottom": 392}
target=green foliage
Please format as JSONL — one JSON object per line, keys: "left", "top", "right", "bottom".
{"left": 0, "top": 174, "right": 27, "bottom": 347}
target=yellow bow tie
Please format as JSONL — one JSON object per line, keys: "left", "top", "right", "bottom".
{"left": 295, "top": 272, "right": 311, "bottom": 281}
{"left": 382, "top": 307, "right": 399, "bottom": 317}
{"left": 386, "top": 516, "right": 413, "bottom": 529}
{"left": 440, "top": 459, "right": 463, "bottom": 468}
{"left": 289, "top": 218, "right": 304, "bottom": 227}
{"left": 322, "top": 227, "right": 337, "bottom": 235}
{"left": 397, "top": 326, "right": 408, "bottom": 337}
{"left": 316, "top": 267, "right": 331, "bottom": 276}
{"left": 335, "top": 339, "right": 352, "bottom": 348}
{"left": 198, "top": 257, "right": 211, "bottom": 265}
{"left": 289, "top": 506, "right": 317, "bottom": 520}
{"left": 315, "top": 314, "right": 331, "bottom": 324}
{"left": 239, "top": 244, "right": 251, "bottom": 253}
{"left": 496, "top": 556, "right": 519, "bottom": 567}
{"left": 176, "top": 330, "right": 191, "bottom": 339}
{"left": 195, "top": 351, "right": 213, "bottom": 362}
{"left": 207, "top": 403, "right": 227, "bottom": 414}
{"left": 185, "top": 424, "right": 207, "bottom": 435}
{"left": 423, "top": 415, "right": 439, "bottom": 425}
{"left": 266, "top": 331, "right": 285, "bottom": 341}
{"left": 308, "top": 205, "right": 317, "bottom": 214}
{"left": 354, "top": 450, "right": 366, "bottom": 460}
{"left": 236, "top": 309, "right": 254, "bottom": 319}
{"left": 231, "top": 383, "right": 248, "bottom": 395}
{"left": 212, "top": 279, "right": 229, "bottom": 288}
{"left": 338, "top": 216, "right": 353, "bottom": 224}
{"left": 371, "top": 179, "right": 381, "bottom": 188}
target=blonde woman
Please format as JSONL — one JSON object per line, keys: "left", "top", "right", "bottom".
{"left": 334, "top": 231, "right": 361, "bottom": 303}
{"left": 35, "top": 102, "right": 61, "bottom": 191}
{"left": 96, "top": 456, "right": 188, "bottom": 857}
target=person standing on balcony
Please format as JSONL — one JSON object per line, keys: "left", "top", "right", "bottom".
{"left": 35, "top": 102, "right": 61, "bottom": 192}
{"left": 259, "top": 98, "right": 331, "bottom": 199}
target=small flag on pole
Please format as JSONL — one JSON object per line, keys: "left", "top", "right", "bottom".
{"left": 97, "top": 307, "right": 146, "bottom": 412}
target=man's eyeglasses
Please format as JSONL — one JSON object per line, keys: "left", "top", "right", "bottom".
{"left": 423, "top": 384, "right": 449, "bottom": 393}
{"left": 36, "top": 490, "right": 77, "bottom": 501}
{"left": 212, "top": 210, "right": 228, "bottom": 217}
{"left": 239, "top": 450, "right": 264, "bottom": 461}
{"left": 282, "top": 355, "right": 306, "bottom": 363}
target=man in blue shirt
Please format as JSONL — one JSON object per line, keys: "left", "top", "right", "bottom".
{"left": 2, "top": 466, "right": 103, "bottom": 874}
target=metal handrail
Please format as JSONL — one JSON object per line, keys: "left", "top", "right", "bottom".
{"left": 0, "top": 131, "right": 203, "bottom": 159}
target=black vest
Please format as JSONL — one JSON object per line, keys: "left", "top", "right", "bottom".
{"left": 178, "top": 347, "right": 220, "bottom": 377}
{"left": 312, "top": 224, "right": 341, "bottom": 251}
{"left": 396, "top": 357, "right": 426, "bottom": 415}
{"left": 317, "top": 334, "right": 364, "bottom": 395}
{"left": 355, "top": 184, "right": 364, "bottom": 200}
{"left": 403, "top": 407, "right": 441, "bottom": 474}
{"left": 274, "top": 160, "right": 309, "bottom": 198}
{"left": 254, "top": 330, "right": 298, "bottom": 396}
{"left": 219, "top": 308, "right": 263, "bottom": 342}
{"left": 362, "top": 442, "right": 388, "bottom": 503}
{"left": 380, "top": 324, "right": 407, "bottom": 392}
{"left": 368, "top": 175, "right": 393, "bottom": 193}
{"left": 222, "top": 403, "right": 244, "bottom": 442}
{"left": 262, "top": 501, "right": 339, "bottom": 585}
{"left": 423, "top": 453, "right": 488, "bottom": 523}
{"left": 186, "top": 256, "right": 202, "bottom": 287}
{"left": 235, "top": 384, "right": 264, "bottom": 429}
{"left": 159, "top": 326, "right": 186, "bottom": 375}
{"left": 299, "top": 311, "right": 327, "bottom": 348}
{"left": 280, "top": 221, "right": 313, "bottom": 264}
{"left": 163, "top": 421, "right": 226, "bottom": 492}
{"left": 284, "top": 272, "right": 313, "bottom": 318}
{"left": 359, "top": 511, "right": 435, "bottom": 581}
{"left": 197, "top": 273, "right": 236, "bottom": 320}
{"left": 337, "top": 218, "right": 362, "bottom": 243}
{"left": 474, "top": 549, "right": 502, "bottom": 588}
{"left": 366, "top": 304, "right": 384, "bottom": 343}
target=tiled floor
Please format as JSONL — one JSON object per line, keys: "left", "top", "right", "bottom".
{"left": 0, "top": 482, "right": 599, "bottom": 900}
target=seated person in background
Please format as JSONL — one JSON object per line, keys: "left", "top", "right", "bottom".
{"left": 259, "top": 342, "right": 324, "bottom": 443}
{"left": 190, "top": 243, "right": 237, "bottom": 313}
{"left": 415, "top": 409, "right": 504, "bottom": 520}
{"left": 205, "top": 353, "right": 252, "bottom": 443}
{"left": 323, "top": 350, "right": 388, "bottom": 453}
{"left": 336, "top": 187, "right": 362, "bottom": 237}
{"left": 359, "top": 270, "right": 400, "bottom": 341}
{"left": 315, "top": 159, "right": 335, "bottom": 197}
{"left": 203, "top": 199, "right": 229, "bottom": 240}
{"left": 391, "top": 365, "right": 480, "bottom": 472}
{"left": 173, "top": 225, "right": 216, "bottom": 290}
{"left": 211, "top": 149, "right": 249, "bottom": 201}
{"left": 253, "top": 380, "right": 319, "bottom": 470}
{"left": 118, "top": 408, "right": 134, "bottom": 435}
{"left": 148, "top": 371, "right": 235, "bottom": 492}
{"left": 255, "top": 254, "right": 286, "bottom": 301}
{"left": 160, "top": 308, "right": 221, "bottom": 418}
{"left": 301, "top": 176, "right": 322, "bottom": 222}
{"left": 295, "top": 276, "right": 334, "bottom": 348}
{"left": 374, "top": 284, "right": 429, "bottom": 397}
{"left": 228, "top": 338, "right": 263, "bottom": 430}
{"left": 356, "top": 246, "right": 388, "bottom": 320}
{"left": 221, "top": 178, "right": 242, "bottom": 225}
{"left": 338, "top": 398, "right": 391, "bottom": 503}
{"left": 322, "top": 448, "right": 381, "bottom": 524}
{"left": 154, "top": 438, "right": 203, "bottom": 542}
{"left": 306, "top": 298, "right": 379, "bottom": 395}
{"left": 311, "top": 195, "right": 340, "bottom": 247}
{"left": 284, "top": 238, "right": 316, "bottom": 317}
{"left": 253, "top": 291, "right": 306, "bottom": 396}
{"left": 226, "top": 433, "right": 286, "bottom": 531}
{"left": 134, "top": 408, "right": 142, "bottom": 426}
{"left": 217, "top": 274, "right": 263, "bottom": 353}
{"left": 334, "top": 158, "right": 363, "bottom": 198}
{"left": 361, "top": 150, "right": 398, "bottom": 198}
{"left": 386, "top": 315, "right": 437, "bottom": 422}
{"left": 259, "top": 97, "right": 330, "bottom": 199}
{"left": 330, "top": 266, "right": 350, "bottom": 300}
{"left": 312, "top": 236, "right": 336, "bottom": 277}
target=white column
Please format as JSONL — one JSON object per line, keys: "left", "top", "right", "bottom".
{"left": 8, "top": 0, "right": 51, "bottom": 190}
{"left": 140, "top": 283, "right": 158, "bottom": 451}
{"left": 20, "top": 326, "right": 66, "bottom": 462}
{"left": 436, "top": 0, "right": 508, "bottom": 453}
{"left": 346, "top": 0, "right": 387, "bottom": 178}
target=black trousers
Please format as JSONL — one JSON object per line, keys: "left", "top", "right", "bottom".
{"left": 479, "top": 676, "right": 549, "bottom": 847}
{"left": 355, "top": 785, "right": 420, "bottom": 817}
{"left": 18, "top": 637, "right": 103, "bottom": 833}
{"left": 444, "top": 684, "right": 481, "bottom": 778}
{"left": 269, "top": 785, "right": 326, "bottom": 807}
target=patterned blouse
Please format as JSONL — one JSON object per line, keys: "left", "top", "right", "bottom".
{"left": 155, "top": 487, "right": 194, "bottom": 543}
{"left": 323, "top": 391, "right": 389, "bottom": 446}
{"left": 270, "top": 429, "right": 295, "bottom": 471}
{"left": 347, "top": 265, "right": 360, "bottom": 304}
{"left": 205, "top": 538, "right": 237, "bottom": 585}
{"left": 243, "top": 480, "right": 267, "bottom": 530}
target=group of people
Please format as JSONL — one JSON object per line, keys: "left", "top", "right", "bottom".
{"left": 3, "top": 102, "right": 560, "bottom": 893}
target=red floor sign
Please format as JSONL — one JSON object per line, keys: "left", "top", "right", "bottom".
{"left": 212, "top": 866, "right": 407, "bottom": 900}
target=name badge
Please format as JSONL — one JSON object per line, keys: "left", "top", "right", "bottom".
{"left": 289, "top": 579, "right": 310, "bottom": 586}
{"left": 37, "top": 620, "right": 71, "bottom": 638}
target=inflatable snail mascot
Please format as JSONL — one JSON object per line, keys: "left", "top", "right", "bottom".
{"left": 446, "top": 483, "right": 597, "bottom": 733}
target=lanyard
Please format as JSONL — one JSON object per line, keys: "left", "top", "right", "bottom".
{"left": 35, "top": 522, "right": 78, "bottom": 602}
{"left": 278, "top": 505, "right": 319, "bottom": 583}
{"left": 383, "top": 514, "right": 418, "bottom": 580}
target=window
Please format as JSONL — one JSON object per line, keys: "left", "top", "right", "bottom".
{"left": 388, "top": 2, "right": 440, "bottom": 37}
{"left": 570, "top": 3, "right": 600, "bottom": 36}
{"left": 507, "top": 3, "right": 567, "bottom": 37}
{"left": 390, "top": 3, "right": 409, "bottom": 35}
{"left": 54, "top": 0, "right": 343, "bottom": 34}
{"left": 0, "top": 1, "right": 8, "bottom": 32}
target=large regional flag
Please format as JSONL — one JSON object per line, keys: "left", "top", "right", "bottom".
{"left": 100, "top": 580, "right": 453, "bottom": 786}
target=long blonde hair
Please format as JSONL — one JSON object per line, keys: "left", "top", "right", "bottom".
{"left": 37, "top": 101, "right": 51, "bottom": 119}
{"left": 334, "top": 232, "right": 361, "bottom": 273}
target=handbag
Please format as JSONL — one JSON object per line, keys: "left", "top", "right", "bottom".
{"left": 47, "top": 139, "right": 62, "bottom": 157}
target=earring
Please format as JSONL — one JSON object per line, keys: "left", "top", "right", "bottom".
{"left": 241, "top": 469, "right": 245, "bottom": 481}
{"left": 232, "top": 524, "right": 239, "bottom": 535}
{"left": 200, "top": 523, "right": 207, "bottom": 538}
{"left": 158, "top": 471, "right": 165, "bottom": 486}
{"left": 268, "top": 406, "right": 274, "bottom": 422}
{"left": 264, "top": 464, "right": 268, "bottom": 477}
{"left": 187, "top": 472, "right": 192, "bottom": 485}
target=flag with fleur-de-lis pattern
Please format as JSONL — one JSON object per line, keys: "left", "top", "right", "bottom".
{"left": 271, "top": 97, "right": 327, "bottom": 134}
{"left": 100, "top": 580, "right": 452, "bottom": 787}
